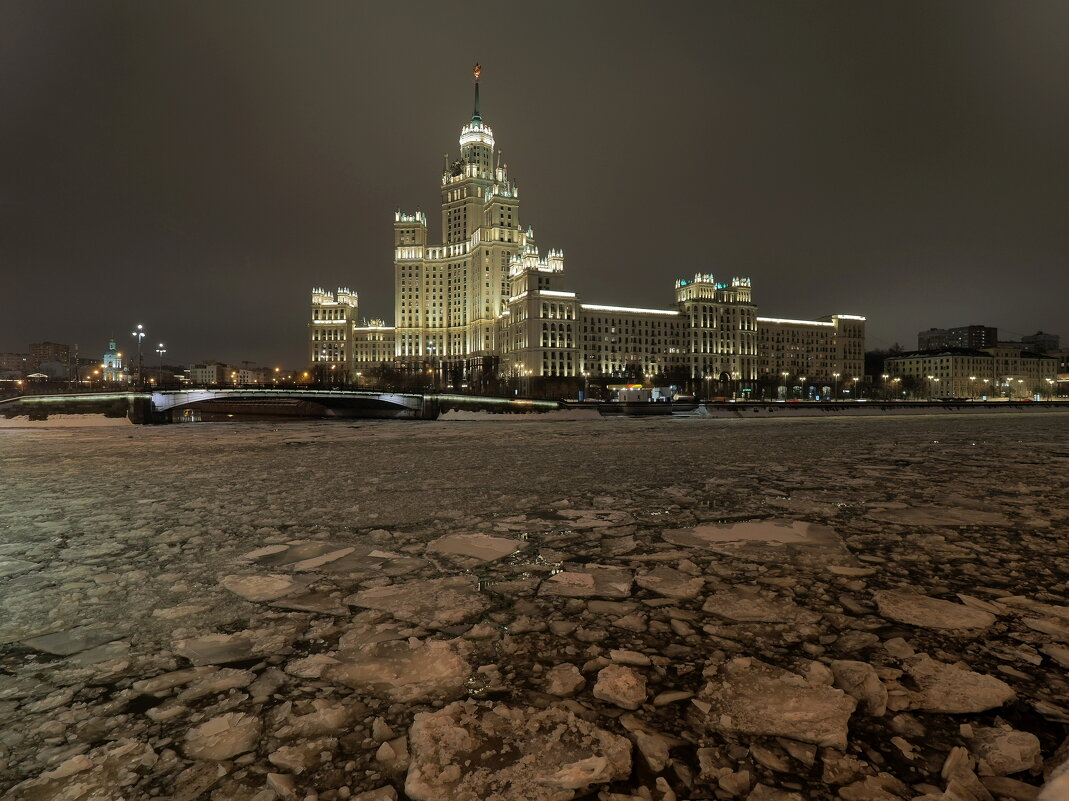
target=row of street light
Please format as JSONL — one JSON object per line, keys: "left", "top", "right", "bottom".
{"left": 131, "top": 323, "right": 167, "bottom": 390}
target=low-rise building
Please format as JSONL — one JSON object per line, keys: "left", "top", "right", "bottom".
{"left": 188, "top": 362, "right": 229, "bottom": 386}
{"left": 885, "top": 347, "right": 1057, "bottom": 398}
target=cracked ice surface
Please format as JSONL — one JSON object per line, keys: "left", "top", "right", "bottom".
{"left": 1, "top": 414, "right": 1069, "bottom": 800}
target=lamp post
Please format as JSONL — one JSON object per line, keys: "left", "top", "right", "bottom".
{"left": 781, "top": 371, "right": 789, "bottom": 401}
{"left": 832, "top": 372, "right": 840, "bottom": 401}
{"left": 926, "top": 375, "right": 934, "bottom": 399}
{"left": 968, "top": 375, "right": 976, "bottom": 400}
{"left": 155, "top": 344, "right": 166, "bottom": 389}
{"left": 131, "top": 324, "right": 146, "bottom": 389}
{"left": 881, "top": 374, "right": 889, "bottom": 400}
{"left": 798, "top": 376, "right": 806, "bottom": 400}
{"left": 1046, "top": 378, "right": 1055, "bottom": 400}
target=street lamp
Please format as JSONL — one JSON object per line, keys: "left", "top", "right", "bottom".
{"left": 1046, "top": 378, "right": 1055, "bottom": 400}
{"left": 798, "top": 376, "right": 806, "bottom": 400}
{"left": 832, "top": 372, "right": 840, "bottom": 401}
{"left": 781, "top": 371, "right": 789, "bottom": 400}
{"left": 155, "top": 344, "right": 166, "bottom": 388}
{"left": 881, "top": 374, "right": 889, "bottom": 400}
{"left": 131, "top": 324, "right": 146, "bottom": 389}
{"left": 969, "top": 376, "right": 977, "bottom": 399}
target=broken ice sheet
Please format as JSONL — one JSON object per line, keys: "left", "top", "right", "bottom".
{"left": 345, "top": 575, "right": 490, "bottom": 628}
{"left": 865, "top": 505, "right": 1010, "bottom": 527}
{"left": 538, "top": 565, "right": 633, "bottom": 599}
{"left": 662, "top": 518, "right": 859, "bottom": 567}
{"left": 0, "top": 559, "right": 38, "bottom": 578}
{"left": 22, "top": 626, "right": 123, "bottom": 656}
{"left": 323, "top": 638, "right": 471, "bottom": 702}
{"left": 426, "top": 532, "right": 523, "bottom": 561}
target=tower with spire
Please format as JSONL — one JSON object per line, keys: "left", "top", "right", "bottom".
{"left": 102, "top": 336, "right": 126, "bottom": 382}
{"left": 393, "top": 63, "right": 556, "bottom": 378}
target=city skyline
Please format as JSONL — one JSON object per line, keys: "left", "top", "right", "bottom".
{"left": 2, "top": 2, "right": 1068, "bottom": 367}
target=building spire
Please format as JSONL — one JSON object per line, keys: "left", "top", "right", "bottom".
{"left": 472, "top": 62, "right": 482, "bottom": 122}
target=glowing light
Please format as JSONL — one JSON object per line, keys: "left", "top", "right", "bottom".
{"left": 756, "top": 317, "right": 835, "bottom": 327}
{"left": 580, "top": 304, "right": 681, "bottom": 316}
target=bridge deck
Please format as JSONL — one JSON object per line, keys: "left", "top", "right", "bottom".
{"left": 2, "top": 389, "right": 562, "bottom": 423}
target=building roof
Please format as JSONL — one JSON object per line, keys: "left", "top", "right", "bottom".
{"left": 889, "top": 347, "right": 1055, "bottom": 360}
{"left": 889, "top": 348, "right": 992, "bottom": 359}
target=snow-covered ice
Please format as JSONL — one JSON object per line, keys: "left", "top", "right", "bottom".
{"left": 1, "top": 413, "right": 1068, "bottom": 799}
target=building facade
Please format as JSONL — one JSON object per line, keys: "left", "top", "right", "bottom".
{"left": 309, "top": 68, "right": 865, "bottom": 393}
{"left": 309, "top": 288, "right": 358, "bottom": 372}
{"left": 102, "top": 338, "right": 127, "bottom": 382}
{"left": 756, "top": 314, "right": 866, "bottom": 394}
{"left": 188, "top": 362, "right": 230, "bottom": 386}
{"left": 885, "top": 348, "right": 1057, "bottom": 398}
{"left": 1022, "top": 331, "right": 1060, "bottom": 353}
{"left": 28, "top": 342, "right": 69, "bottom": 370}
{"left": 917, "top": 325, "right": 998, "bottom": 351}
{"left": 0, "top": 353, "right": 27, "bottom": 373}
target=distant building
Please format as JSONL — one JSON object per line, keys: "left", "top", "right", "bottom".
{"left": 917, "top": 326, "right": 997, "bottom": 351}
{"left": 1022, "top": 331, "right": 1060, "bottom": 353}
{"left": 886, "top": 348, "right": 1057, "bottom": 398}
{"left": 188, "top": 362, "right": 229, "bottom": 386}
{"left": 28, "top": 342, "right": 69, "bottom": 370}
{"left": 102, "top": 338, "right": 127, "bottom": 382}
{"left": 0, "top": 353, "right": 26, "bottom": 372}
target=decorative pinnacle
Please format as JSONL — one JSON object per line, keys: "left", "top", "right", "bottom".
{"left": 472, "top": 62, "right": 482, "bottom": 122}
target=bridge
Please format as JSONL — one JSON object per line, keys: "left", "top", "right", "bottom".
{"left": 0, "top": 388, "right": 562, "bottom": 423}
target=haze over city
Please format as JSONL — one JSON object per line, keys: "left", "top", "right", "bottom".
{"left": 2, "top": 1, "right": 1068, "bottom": 367}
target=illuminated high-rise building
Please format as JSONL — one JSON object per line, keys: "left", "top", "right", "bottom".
{"left": 393, "top": 63, "right": 530, "bottom": 378}
{"left": 311, "top": 66, "right": 866, "bottom": 393}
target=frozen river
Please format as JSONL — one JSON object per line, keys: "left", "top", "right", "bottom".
{"left": 2, "top": 414, "right": 1068, "bottom": 800}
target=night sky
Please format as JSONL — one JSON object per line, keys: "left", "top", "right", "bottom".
{"left": 2, "top": 1, "right": 1067, "bottom": 367}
